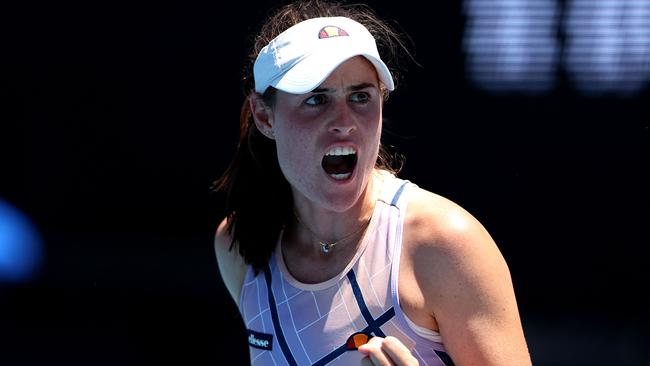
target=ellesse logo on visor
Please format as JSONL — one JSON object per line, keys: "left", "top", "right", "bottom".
{"left": 318, "top": 26, "right": 349, "bottom": 39}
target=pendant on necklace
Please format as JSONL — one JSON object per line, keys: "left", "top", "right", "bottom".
{"left": 320, "top": 242, "right": 335, "bottom": 254}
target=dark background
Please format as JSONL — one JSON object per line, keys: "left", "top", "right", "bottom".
{"left": 1, "top": 1, "right": 648, "bottom": 365}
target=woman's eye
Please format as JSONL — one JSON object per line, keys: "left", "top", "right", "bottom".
{"left": 305, "top": 94, "right": 327, "bottom": 106}
{"left": 350, "top": 92, "right": 370, "bottom": 103}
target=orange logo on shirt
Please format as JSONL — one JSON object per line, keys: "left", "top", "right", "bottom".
{"left": 346, "top": 331, "right": 371, "bottom": 350}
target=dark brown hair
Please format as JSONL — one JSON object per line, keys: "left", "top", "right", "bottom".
{"left": 213, "top": 0, "right": 408, "bottom": 273}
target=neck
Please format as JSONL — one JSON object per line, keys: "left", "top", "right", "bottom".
{"left": 290, "top": 170, "right": 382, "bottom": 254}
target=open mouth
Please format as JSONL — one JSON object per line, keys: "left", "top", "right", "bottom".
{"left": 321, "top": 146, "right": 358, "bottom": 181}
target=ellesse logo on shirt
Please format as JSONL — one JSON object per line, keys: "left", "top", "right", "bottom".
{"left": 247, "top": 329, "right": 273, "bottom": 351}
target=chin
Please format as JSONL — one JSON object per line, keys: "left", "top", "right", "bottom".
{"left": 320, "top": 196, "right": 359, "bottom": 213}
{"left": 320, "top": 179, "right": 369, "bottom": 212}
{"left": 287, "top": 163, "right": 374, "bottom": 212}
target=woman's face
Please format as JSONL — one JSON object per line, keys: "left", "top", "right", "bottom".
{"left": 267, "top": 56, "right": 383, "bottom": 213}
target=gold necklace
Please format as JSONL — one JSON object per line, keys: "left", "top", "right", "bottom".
{"left": 292, "top": 208, "right": 373, "bottom": 254}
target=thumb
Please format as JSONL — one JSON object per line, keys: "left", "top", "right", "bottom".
{"left": 357, "top": 344, "right": 370, "bottom": 355}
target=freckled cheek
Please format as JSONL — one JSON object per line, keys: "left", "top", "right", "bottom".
{"left": 361, "top": 110, "right": 382, "bottom": 138}
{"left": 362, "top": 114, "right": 382, "bottom": 167}
{"left": 274, "top": 126, "right": 316, "bottom": 177}
{"left": 358, "top": 107, "right": 381, "bottom": 133}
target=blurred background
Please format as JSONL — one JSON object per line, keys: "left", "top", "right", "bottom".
{"left": 1, "top": 0, "right": 648, "bottom": 365}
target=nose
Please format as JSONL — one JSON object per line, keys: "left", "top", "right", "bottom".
{"left": 328, "top": 102, "right": 356, "bottom": 135}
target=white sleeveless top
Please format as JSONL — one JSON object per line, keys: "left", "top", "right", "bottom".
{"left": 238, "top": 173, "right": 455, "bottom": 366}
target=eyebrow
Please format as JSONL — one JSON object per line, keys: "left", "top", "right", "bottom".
{"left": 311, "top": 83, "right": 378, "bottom": 93}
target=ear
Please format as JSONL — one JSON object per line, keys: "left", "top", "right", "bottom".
{"left": 249, "top": 94, "right": 275, "bottom": 140}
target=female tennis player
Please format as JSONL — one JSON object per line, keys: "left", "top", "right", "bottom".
{"left": 214, "top": 1, "right": 531, "bottom": 365}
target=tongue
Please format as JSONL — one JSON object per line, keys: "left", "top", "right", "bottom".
{"left": 322, "top": 155, "right": 357, "bottom": 175}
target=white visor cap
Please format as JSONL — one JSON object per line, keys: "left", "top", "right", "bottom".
{"left": 253, "top": 16, "right": 394, "bottom": 94}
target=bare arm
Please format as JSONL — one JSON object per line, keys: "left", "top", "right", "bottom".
{"left": 214, "top": 217, "right": 248, "bottom": 307}
{"left": 409, "top": 191, "right": 531, "bottom": 366}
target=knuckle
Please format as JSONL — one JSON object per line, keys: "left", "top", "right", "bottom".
{"left": 381, "top": 336, "right": 402, "bottom": 351}
{"left": 383, "top": 336, "right": 398, "bottom": 345}
{"left": 407, "top": 355, "right": 419, "bottom": 365}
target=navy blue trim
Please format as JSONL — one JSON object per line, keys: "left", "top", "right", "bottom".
{"left": 372, "top": 307, "right": 395, "bottom": 328}
{"left": 346, "top": 270, "right": 385, "bottom": 337}
{"left": 390, "top": 181, "right": 409, "bottom": 206}
{"left": 434, "top": 350, "right": 455, "bottom": 366}
{"left": 263, "top": 266, "right": 298, "bottom": 366}
{"left": 311, "top": 307, "right": 395, "bottom": 366}
{"left": 311, "top": 270, "right": 398, "bottom": 365}
{"left": 311, "top": 342, "right": 348, "bottom": 366}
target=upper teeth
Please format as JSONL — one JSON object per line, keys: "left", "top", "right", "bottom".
{"left": 325, "top": 146, "right": 357, "bottom": 156}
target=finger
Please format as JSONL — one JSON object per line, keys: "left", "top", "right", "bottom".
{"left": 367, "top": 352, "right": 396, "bottom": 366}
{"left": 380, "top": 337, "right": 418, "bottom": 366}
{"left": 357, "top": 335, "right": 383, "bottom": 355}
{"left": 358, "top": 337, "right": 395, "bottom": 366}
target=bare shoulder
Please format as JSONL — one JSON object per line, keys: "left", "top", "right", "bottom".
{"left": 403, "top": 186, "right": 532, "bottom": 365}
{"left": 214, "top": 217, "right": 248, "bottom": 307}
{"left": 404, "top": 186, "right": 503, "bottom": 264}
{"left": 403, "top": 186, "right": 515, "bottom": 303}
{"left": 403, "top": 186, "right": 511, "bottom": 308}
